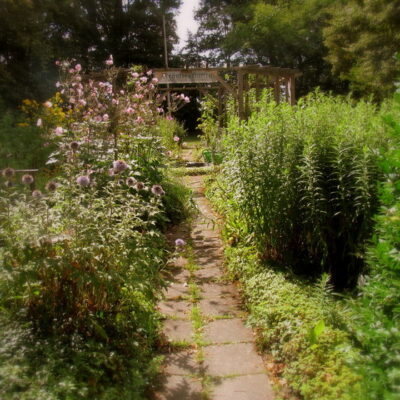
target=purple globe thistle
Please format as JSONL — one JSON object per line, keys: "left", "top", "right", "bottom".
{"left": 45, "top": 181, "right": 58, "bottom": 192}
{"left": 21, "top": 174, "right": 34, "bottom": 185}
{"left": 32, "top": 190, "right": 43, "bottom": 199}
{"left": 2, "top": 167, "right": 15, "bottom": 178}
{"left": 76, "top": 175, "right": 90, "bottom": 187}
{"left": 175, "top": 238, "right": 186, "bottom": 247}
{"left": 70, "top": 141, "right": 79, "bottom": 151}
{"left": 151, "top": 184, "right": 165, "bottom": 196}
{"left": 112, "top": 160, "right": 128, "bottom": 174}
{"left": 135, "top": 182, "right": 145, "bottom": 191}
{"left": 126, "top": 177, "right": 137, "bottom": 187}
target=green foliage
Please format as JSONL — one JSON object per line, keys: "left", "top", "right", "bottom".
{"left": 0, "top": 61, "right": 190, "bottom": 399}
{"left": 0, "top": 0, "right": 180, "bottom": 107}
{"left": 0, "top": 112, "right": 54, "bottom": 171}
{"left": 323, "top": 0, "right": 400, "bottom": 99}
{"left": 348, "top": 72, "right": 400, "bottom": 399}
{"left": 219, "top": 92, "right": 386, "bottom": 288}
{"left": 206, "top": 178, "right": 364, "bottom": 399}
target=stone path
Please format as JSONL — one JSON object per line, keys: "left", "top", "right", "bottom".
{"left": 153, "top": 146, "right": 274, "bottom": 400}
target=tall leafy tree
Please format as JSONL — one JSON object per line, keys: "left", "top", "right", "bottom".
{"left": 323, "top": 0, "right": 400, "bottom": 99}
{"left": 0, "top": 0, "right": 180, "bottom": 107}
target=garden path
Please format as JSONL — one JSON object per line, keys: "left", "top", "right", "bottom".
{"left": 152, "top": 143, "right": 274, "bottom": 400}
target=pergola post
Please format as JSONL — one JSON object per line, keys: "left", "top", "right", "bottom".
{"left": 237, "top": 72, "right": 245, "bottom": 120}
{"left": 274, "top": 77, "right": 280, "bottom": 104}
{"left": 288, "top": 76, "right": 296, "bottom": 105}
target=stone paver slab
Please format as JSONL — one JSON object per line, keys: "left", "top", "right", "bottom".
{"left": 204, "top": 319, "right": 254, "bottom": 344}
{"left": 163, "top": 320, "right": 193, "bottom": 342}
{"left": 199, "top": 297, "right": 242, "bottom": 317}
{"left": 211, "top": 374, "right": 274, "bottom": 400}
{"left": 195, "top": 266, "right": 222, "bottom": 281}
{"left": 200, "top": 283, "right": 239, "bottom": 299}
{"left": 153, "top": 375, "right": 203, "bottom": 400}
{"left": 164, "top": 282, "right": 189, "bottom": 299}
{"left": 164, "top": 351, "right": 200, "bottom": 375}
{"left": 204, "top": 343, "right": 265, "bottom": 376}
{"left": 159, "top": 300, "right": 191, "bottom": 319}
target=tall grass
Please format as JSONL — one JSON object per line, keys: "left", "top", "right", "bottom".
{"left": 221, "top": 92, "right": 387, "bottom": 288}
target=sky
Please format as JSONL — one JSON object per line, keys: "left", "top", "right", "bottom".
{"left": 176, "top": 0, "right": 200, "bottom": 50}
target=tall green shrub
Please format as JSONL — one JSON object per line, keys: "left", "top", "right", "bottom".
{"left": 221, "top": 92, "right": 387, "bottom": 288}
{"left": 349, "top": 84, "right": 400, "bottom": 399}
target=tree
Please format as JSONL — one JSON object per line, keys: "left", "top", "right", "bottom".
{"left": 323, "top": 0, "right": 400, "bottom": 99}
{"left": 0, "top": 0, "right": 181, "bottom": 107}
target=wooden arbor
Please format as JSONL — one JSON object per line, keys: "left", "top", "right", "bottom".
{"left": 153, "top": 66, "right": 301, "bottom": 120}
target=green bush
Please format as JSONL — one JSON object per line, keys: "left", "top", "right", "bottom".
{"left": 206, "top": 177, "right": 364, "bottom": 400}
{"left": 348, "top": 86, "right": 400, "bottom": 399}
{"left": 220, "top": 92, "right": 387, "bottom": 288}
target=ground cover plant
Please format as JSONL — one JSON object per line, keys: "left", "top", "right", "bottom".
{"left": 0, "top": 58, "right": 190, "bottom": 399}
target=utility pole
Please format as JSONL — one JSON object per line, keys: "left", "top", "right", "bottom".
{"left": 162, "top": 12, "right": 171, "bottom": 114}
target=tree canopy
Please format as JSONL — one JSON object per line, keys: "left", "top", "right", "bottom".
{"left": 0, "top": 0, "right": 181, "bottom": 106}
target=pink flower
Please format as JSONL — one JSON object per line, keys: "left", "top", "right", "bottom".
{"left": 22, "top": 174, "right": 34, "bottom": 185}
{"left": 105, "top": 55, "right": 113, "bottom": 66}
{"left": 140, "top": 77, "right": 148, "bottom": 83}
{"left": 55, "top": 81, "right": 61, "bottom": 88}
{"left": 151, "top": 185, "right": 165, "bottom": 196}
{"left": 175, "top": 238, "right": 186, "bottom": 247}
{"left": 75, "top": 64, "right": 82, "bottom": 72}
{"left": 113, "top": 160, "right": 128, "bottom": 173}
{"left": 36, "top": 118, "right": 43, "bottom": 127}
{"left": 125, "top": 107, "right": 135, "bottom": 115}
{"left": 184, "top": 96, "right": 190, "bottom": 103}
{"left": 102, "top": 114, "right": 109, "bottom": 121}
{"left": 146, "top": 69, "right": 153, "bottom": 76}
{"left": 112, "top": 99, "right": 119, "bottom": 105}
{"left": 55, "top": 60, "right": 61, "bottom": 66}
{"left": 54, "top": 127, "right": 64, "bottom": 136}
{"left": 152, "top": 77, "right": 159, "bottom": 83}
{"left": 44, "top": 101, "right": 52, "bottom": 108}
{"left": 131, "top": 72, "right": 139, "bottom": 79}
{"left": 135, "top": 116, "right": 144, "bottom": 124}
{"left": 94, "top": 116, "right": 102, "bottom": 122}
{"left": 69, "top": 97, "right": 76, "bottom": 104}
{"left": 76, "top": 175, "right": 90, "bottom": 187}
{"left": 166, "top": 115, "right": 174, "bottom": 121}
{"left": 173, "top": 136, "right": 180, "bottom": 142}
{"left": 78, "top": 99, "right": 87, "bottom": 106}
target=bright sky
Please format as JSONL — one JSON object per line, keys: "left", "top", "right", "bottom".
{"left": 176, "top": 0, "right": 200, "bottom": 50}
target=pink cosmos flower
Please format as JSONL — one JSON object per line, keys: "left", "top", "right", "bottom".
{"left": 44, "top": 101, "right": 52, "bottom": 108}
{"left": 125, "top": 107, "right": 135, "bottom": 115}
{"left": 102, "top": 114, "right": 109, "bottom": 121}
{"left": 147, "top": 69, "right": 153, "bottom": 76}
{"left": 173, "top": 136, "right": 180, "bottom": 142}
{"left": 55, "top": 81, "right": 61, "bottom": 88}
{"left": 131, "top": 72, "right": 139, "bottom": 79}
{"left": 166, "top": 115, "right": 174, "bottom": 121}
{"left": 75, "top": 64, "right": 82, "bottom": 72}
{"left": 152, "top": 77, "right": 159, "bottom": 83}
{"left": 184, "top": 96, "right": 190, "bottom": 103}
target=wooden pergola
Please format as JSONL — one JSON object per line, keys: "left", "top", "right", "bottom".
{"left": 153, "top": 65, "right": 301, "bottom": 120}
